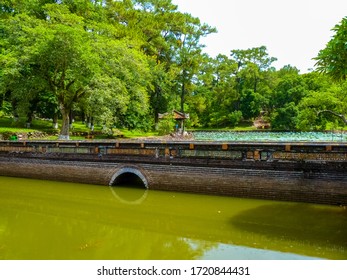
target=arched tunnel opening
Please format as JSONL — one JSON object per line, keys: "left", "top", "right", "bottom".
{"left": 111, "top": 172, "right": 147, "bottom": 189}
{"left": 109, "top": 169, "right": 148, "bottom": 204}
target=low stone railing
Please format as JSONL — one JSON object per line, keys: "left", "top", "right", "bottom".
{"left": 0, "top": 140, "right": 346, "bottom": 162}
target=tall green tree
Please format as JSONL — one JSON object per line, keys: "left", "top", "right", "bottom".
{"left": 297, "top": 74, "right": 347, "bottom": 130}
{"left": 174, "top": 13, "right": 216, "bottom": 130}
{"left": 314, "top": 16, "right": 347, "bottom": 125}
{"left": 129, "top": 0, "right": 184, "bottom": 126}
{"left": 230, "top": 46, "right": 277, "bottom": 94}
{"left": 269, "top": 66, "right": 307, "bottom": 130}
{"left": 230, "top": 46, "right": 277, "bottom": 120}
{"left": 201, "top": 54, "right": 240, "bottom": 127}
{"left": 1, "top": 5, "right": 100, "bottom": 138}
{"left": 315, "top": 17, "right": 347, "bottom": 82}
{"left": 0, "top": 2, "right": 150, "bottom": 138}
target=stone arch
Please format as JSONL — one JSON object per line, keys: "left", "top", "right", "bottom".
{"left": 109, "top": 166, "right": 148, "bottom": 189}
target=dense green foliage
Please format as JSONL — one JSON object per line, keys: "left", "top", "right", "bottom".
{"left": 0, "top": 1, "right": 346, "bottom": 139}
{"left": 315, "top": 17, "right": 347, "bottom": 82}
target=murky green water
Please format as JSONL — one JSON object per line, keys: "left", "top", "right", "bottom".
{"left": 0, "top": 176, "right": 346, "bottom": 260}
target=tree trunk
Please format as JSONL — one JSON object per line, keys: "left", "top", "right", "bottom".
{"left": 0, "top": 93, "right": 3, "bottom": 109}
{"left": 90, "top": 116, "right": 94, "bottom": 131}
{"left": 59, "top": 105, "right": 70, "bottom": 140}
{"left": 180, "top": 79, "right": 185, "bottom": 134}
{"left": 11, "top": 100, "right": 19, "bottom": 122}
{"left": 52, "top": 113, "right": 58, "bottom": 129}
{"left": 87, "top": 116, "right": 94, "bottom": 131}
{"left": 254, "top": 77, "right": 258, "bottom": 93}
{"left": 69, "top": 110, "right": 74, "bottom": 129}
{"left": 26, "top": 111, "right": 33, "bottom": 128}
{"left": 181, "top": 74, "right": 185, "bottom": 113}
{"left": 81, "top": 111, "right": 85, "bottom": 124}
{"left": 154, "top": 92, "right": 159, "bottom": 127}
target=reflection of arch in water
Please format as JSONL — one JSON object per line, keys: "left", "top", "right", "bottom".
{"left": 109, "top": 185, "right": 148, "bottom": 205}
{"left": 109, "top": 166, "right": 149, "bottom": 205}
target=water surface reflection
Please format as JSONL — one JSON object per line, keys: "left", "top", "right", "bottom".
{"left": 0, "top": 176, "right": 346, "bottom": 260}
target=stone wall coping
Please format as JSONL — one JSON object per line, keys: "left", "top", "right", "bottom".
{"left": 1, "top": 139, "right": 346, "bottom": 147}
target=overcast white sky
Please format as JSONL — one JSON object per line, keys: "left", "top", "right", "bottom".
{"left": 172, "top": 0, "right": 347, "bottom": 73}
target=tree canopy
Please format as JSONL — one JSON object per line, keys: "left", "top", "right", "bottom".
{"left": 313, "top": 16, "right": 347, "bottom": 125}
{"left": 315, "top": 17, "right": 347, "bottom": 82}
{"left": 0, "top": 1, "right": 346, "bottom": 137}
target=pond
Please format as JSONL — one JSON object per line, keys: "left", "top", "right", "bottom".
{"left": 0, "top": 176, "right": 346, "bottom": 260}
{"left": 192, "top": 131, "right": 347, "bottom": 142}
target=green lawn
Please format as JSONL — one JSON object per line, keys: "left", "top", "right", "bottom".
{"left": 0, "top": 117, "right": 53, "bottom": 132}
{"left": 0, "top": 116, "right": 158, "bottom": 140}
{"left": 1, "top": 116, "right": 345, "bottom": 141}
{"left": 0, "top": 116, "right": 259, "bottom": 140}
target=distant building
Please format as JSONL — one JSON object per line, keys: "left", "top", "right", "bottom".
{"left": 158, "top": 110, "right": 189, "bottom": 133}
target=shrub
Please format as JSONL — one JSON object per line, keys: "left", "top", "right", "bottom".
{"left": 157, "top": 117, "right": 175, "bottom": 136}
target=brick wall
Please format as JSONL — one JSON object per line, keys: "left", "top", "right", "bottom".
{"left": 139, "top": 163, "right": 347, "bottom": 205}
{"left": 0, "top": 156, "right": 346, "bottom": 206}
{"left": 0, "top": 157, "right": 116, "bottom": 185}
